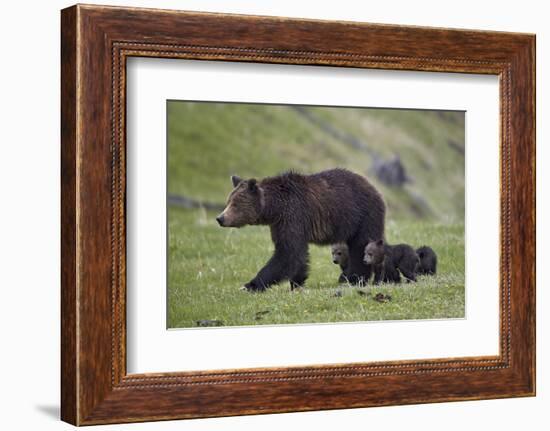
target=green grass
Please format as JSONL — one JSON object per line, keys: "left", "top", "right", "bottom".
{"left": 166, "top": 102, "right": 465, "bottom": 328}
{"left": 167, "top": 208, "right": 465, "bottom": 328}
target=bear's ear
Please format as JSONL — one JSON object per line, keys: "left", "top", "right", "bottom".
{"left": 376, "top": 239, "right": 384, "bottom": 246}
{"left": 247, "top": 178, "right": 258, "bottom": 192}
{"left": 231, "top": 175, "right": 242, "bottom": 187}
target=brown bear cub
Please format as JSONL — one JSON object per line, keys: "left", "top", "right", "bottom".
{"left": 364, "top": 240, "right": 419, "bottom": 284}
{"left": 331, "top": 243, "right": 350, "bottom": 283}
{"left": 416, "top": 246, "right": 437, "bottom": 275}
{"left": 217, "top": 168, "right": 386, "bottom": 291}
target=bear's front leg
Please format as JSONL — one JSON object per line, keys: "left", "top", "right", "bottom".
{"left": 400, "top": 266, "right": 417, "bottom": 283}
{"left": 372, "top": 264, "right": 384, "bottom": 285}
{"left": 244, "top": 242, "right": 307, "bottom": 292}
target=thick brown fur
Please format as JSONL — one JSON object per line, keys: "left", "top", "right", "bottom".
{"left": 364, "top": 239, "right": 419, "bottom": 284}
{"left": 217, "top": 169, "right": 386, "bottom": 291}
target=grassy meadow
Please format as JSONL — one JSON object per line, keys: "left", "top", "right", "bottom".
{"left": 167, "top": 101, "right": 465, "bottom": 328}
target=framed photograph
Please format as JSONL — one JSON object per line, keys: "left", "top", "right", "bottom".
{"left": 61, "top": 4, "right": 535, "bottom": 425}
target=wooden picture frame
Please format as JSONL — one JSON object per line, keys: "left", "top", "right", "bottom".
{"left": 61, "top": 4, "right": 535, "bottom": 425}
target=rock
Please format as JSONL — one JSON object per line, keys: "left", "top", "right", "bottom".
{"left": 371, "top": 155, "right": 410, "bottom": 187}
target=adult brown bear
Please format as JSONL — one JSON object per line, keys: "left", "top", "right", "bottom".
{"left": 216, "top": 168, "right": 386, "bottom": 291}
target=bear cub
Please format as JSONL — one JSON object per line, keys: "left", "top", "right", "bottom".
{"left": 331, "top": 243, "right": 350, "bottom": 283}
{"left": 416, "top": 246, "right": 437, "bottom": 275}
{"left": 364, "top": 239, "right": 419, "bottom": 284}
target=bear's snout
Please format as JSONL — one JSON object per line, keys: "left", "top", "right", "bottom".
{"left": 216, "top": 214, "right": 225, "bottom": 226}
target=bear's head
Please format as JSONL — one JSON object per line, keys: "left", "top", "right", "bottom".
{"left": 216, "top": 175, "right": 263, "bottom": 228}
{"left": 331, "top": 243, "right": 349, "bottom": 266}
{"left": 364, "top": 239, "right": 385, "bottom": 265}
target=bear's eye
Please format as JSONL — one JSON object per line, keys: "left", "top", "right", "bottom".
{"left": 337, "top": 252, "right": 341, "bottom": 256}
{"left": 368, "top": 253, "right": 373, "bottom": 257}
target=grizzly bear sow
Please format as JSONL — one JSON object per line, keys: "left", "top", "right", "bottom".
{"left": 217, "top": 169, "right": 386, "bottom": 291}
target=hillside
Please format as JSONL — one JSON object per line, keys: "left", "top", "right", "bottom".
{"left": 167, "top": 101, "right": 465, "bottom": 222}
